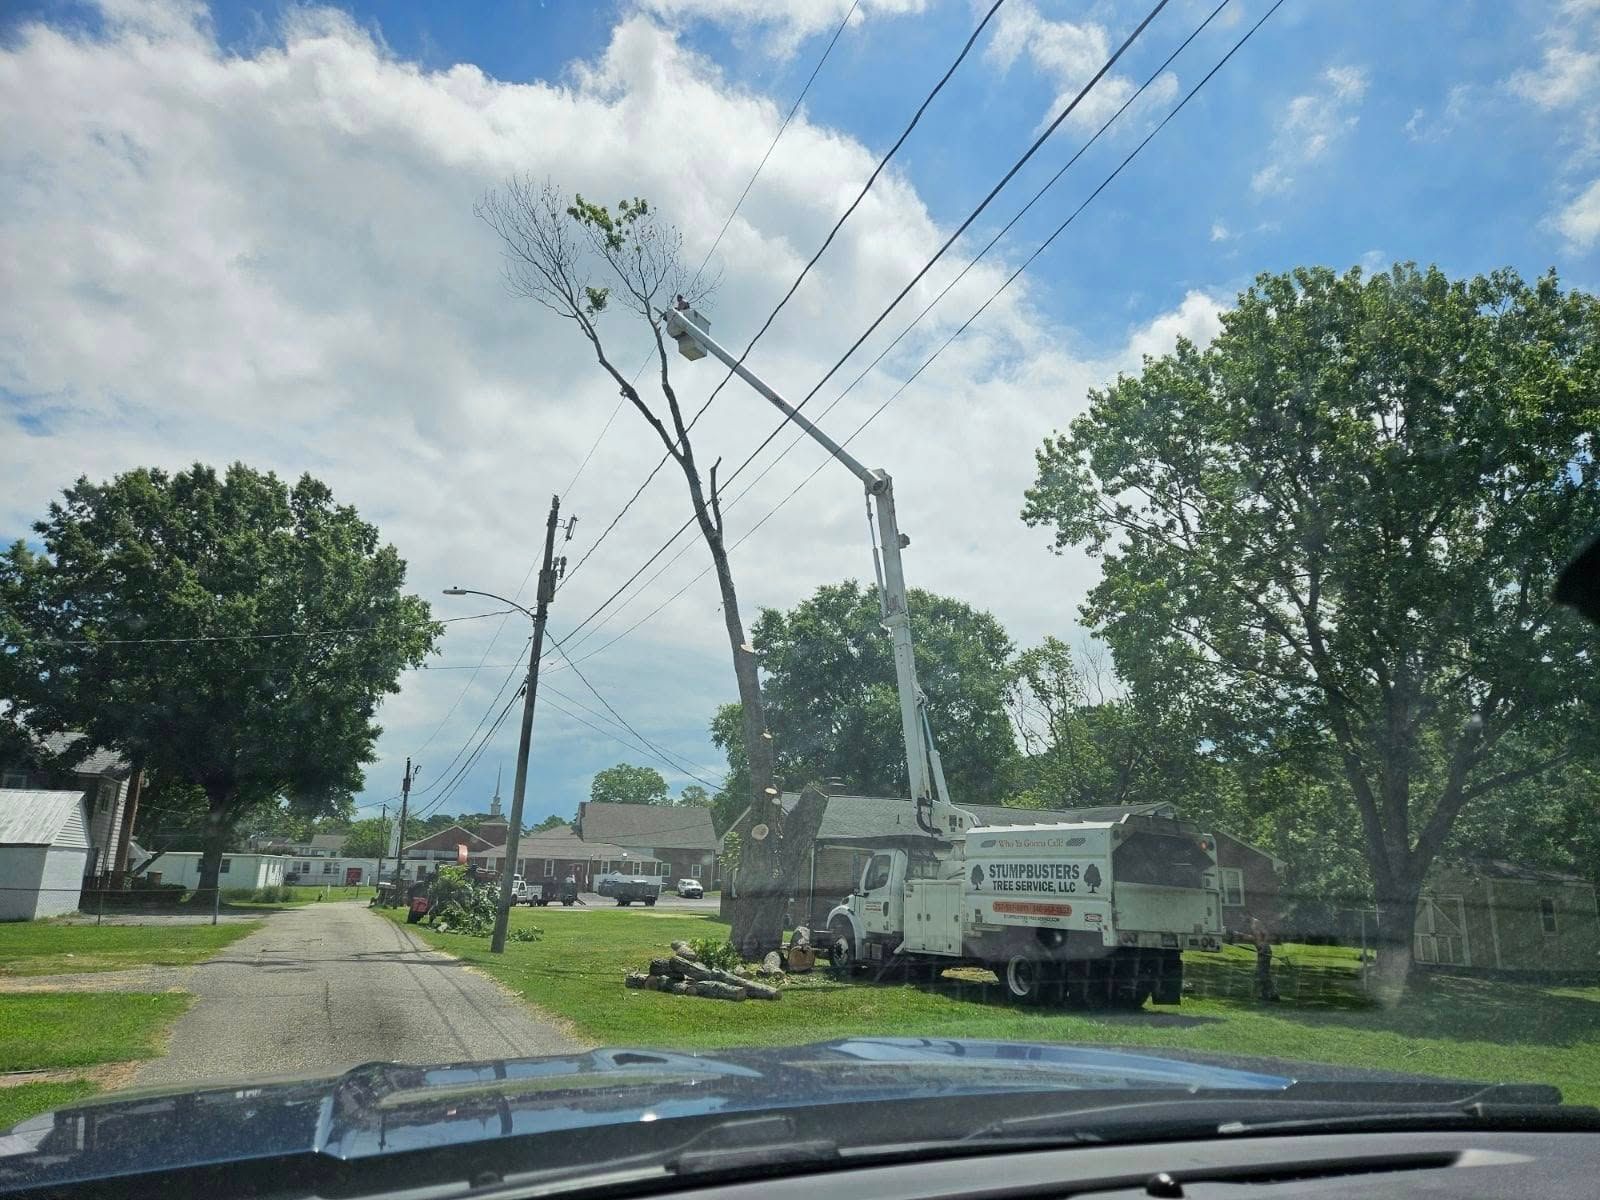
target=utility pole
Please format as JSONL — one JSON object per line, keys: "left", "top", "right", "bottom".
{"left": 491, "top": 494, "right": 566, "bottom": 953}
{"left": 374, "top": 802, "right": 388, "bottom": 893}
{"left": 394, "top": 758, "right": 419, "bottom": 905}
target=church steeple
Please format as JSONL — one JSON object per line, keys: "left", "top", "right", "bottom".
{"left": 488, "top": 766, "right": 503, "bottom": 820}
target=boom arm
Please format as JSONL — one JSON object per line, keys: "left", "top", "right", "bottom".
{"left": 665, "top": 301, "right": 973, "bottom": 839}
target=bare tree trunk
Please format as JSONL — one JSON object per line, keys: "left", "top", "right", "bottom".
{"left": 195, "top": 786, "right": 234, "bottom": 905}
{"left": 1370, "top": 876, "right": 1422, "bottom": 1005}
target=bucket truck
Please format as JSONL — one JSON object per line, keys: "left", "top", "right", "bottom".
{"left": 665, "top": 301, "right": 1221, "bottom": 1007}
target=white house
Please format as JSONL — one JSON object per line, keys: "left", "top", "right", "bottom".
{"left": 154, "top": 852, "right": 288, "bottom": 891}
{"left": 0, "top": 789, "right": 93, "bottom": 920}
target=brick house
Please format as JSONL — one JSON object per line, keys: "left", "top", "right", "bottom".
{"left": 574, "top": 802, "right": 720, "bottom": 887}
{"left": 482, "top": 823, "right": 637, "bottom": 891}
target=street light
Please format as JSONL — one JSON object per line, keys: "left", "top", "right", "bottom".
{"left": 440, "top": 501, "right": 561, "bottom": 955}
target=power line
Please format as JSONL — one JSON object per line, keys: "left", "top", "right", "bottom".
{"left": 554, "top": 0, "right": 1285, "bottom": 666}
{"left": 549, "top": 0, "right": 1179, "bottom": 656}
{"left": 543, "top": 691, "right": 725, "bottom": 791}
{"left": 559, "top": 0, "right": 1007, "bottom": 594}
{"left": 411, "top": 682, "right": 525, "bottom": 820}
{"left": 555, "top": 0, "right": 862, "bottom": 511}
{"left": 545, "top": 639, "right": 723, "bottom": 789}
{"left": 407, "top": 645, "right": 528, "bottom": 800}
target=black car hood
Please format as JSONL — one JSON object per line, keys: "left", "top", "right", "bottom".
{"left": 0, "top": 1038, "right": 1523, "bottom": 1195}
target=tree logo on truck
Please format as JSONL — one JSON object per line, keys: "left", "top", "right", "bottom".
{"left": 970, "top": 864, "right": 985, "bottom": 889}
{"left": 1084, "top": 863, "right": 1102, "bottom": 894}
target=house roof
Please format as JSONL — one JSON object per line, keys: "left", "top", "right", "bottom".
{"left": 577, "top": 802, "right": 718, "bottom": 851}
{"left": 308, "top": 834, "right": 347, "bottom": 852}
{"left": 37, "top": 733, "right": 131, "bottom": 779}
{"left": 0, "top": 789, "right": 90, "bottom": 849}
{"left": 486, "top": 824, "right": 635, "bottom": 862}
{"left": 402, "top": 825, "right": 496, "bottom": 854}
{"left": 1446, "top": 857, "right": 1593, "bottom": 886}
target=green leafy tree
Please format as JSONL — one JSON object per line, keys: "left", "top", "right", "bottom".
{"left": 675, "top": 784, "right": 711, "bottom": 808}
{"left": 342, "top": 815, "right": 423, "bottom": 859}
{"left": 589, "top": 762, "right": 669, "bottom": 806}
{"left": 531, "top": 813, "right": 569, "bottom": 832}
{"left": 0, "top": 463, "right": 439, "bottom": 899}
{"left": 1023, "top": 264, "right": 1600, "bottom": 994}
{"left": 723, "top": 581, "right": 1018, "bottom": 805}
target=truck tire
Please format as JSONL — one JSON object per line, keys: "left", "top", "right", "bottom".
{"left": 645, "top": 897, "right": 656, "bottom": 907}
{"left": 828, "top": 921, "right": 861, "bottom": 975}
{"left": 1001, "top": 954, "right": 1046, "bottom": 1004}
{"left": 616, "top": 898, "right": 629, "bottom": 906}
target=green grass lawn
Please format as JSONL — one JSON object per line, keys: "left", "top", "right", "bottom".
{"left": 225, "top": 884, "right": 377, "bottom": 908}
{"left": 0, "top": 921, "right": 260, "bottom": 977}
{"left": 384, "top": 907, "right": 1600, "bottom": 1105}
{"left": 0, "top": 1080, "right": 101, "bottom": 1131}
{"left": 0, "top": 993, "right": 191, "bottom": 1071}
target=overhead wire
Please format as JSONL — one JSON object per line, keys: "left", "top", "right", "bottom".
{"left": 559, "top": 0, "right": 1008, "bottom": 594}
{"left": 549, "top": 0, "right": 1183, "bottom": 657}
{"left": 552, "top": 0, "right": 1287, "bottom": 666}
{"left": 413, "top": 1, "right": 866, "bottom": 783}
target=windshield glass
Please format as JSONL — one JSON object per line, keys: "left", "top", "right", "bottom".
{"left": 2, "top": 0, "right": 1598, "bottom": 1175}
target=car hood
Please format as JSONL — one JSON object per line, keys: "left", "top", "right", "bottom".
{"left": 0, "top": 1038, "right": 1477, "bottom": 1194}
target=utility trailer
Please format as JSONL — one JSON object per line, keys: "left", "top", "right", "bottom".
{"left": 825, "top": 815, "right": 1222, "bottom": 1006}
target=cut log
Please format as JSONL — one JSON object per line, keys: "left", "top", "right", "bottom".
{"left": 670, "top": 940, "right": 699, "bottom": 960}
{"left": 668, "top": 954, "right": 716, "bottom": 981}
{"left": 669, "top": 981, "right": 695, "bottom": 995}
{"left": 737, "top": 978, "right": 781, "bottom": 1001}
{"left": 760, "top": 951, "right": 783, "bottom": 975}
{"left": 693, "top": 981, "right": 746, "bottom": 1001}
{"left": 648, "top": 957, "right": 677, "bottom": 978}
{"left": 624, "top": 972, "right": 649, "bottom": 989}
{"left": 786, "top": 946, "right": 817, "bottom": 974}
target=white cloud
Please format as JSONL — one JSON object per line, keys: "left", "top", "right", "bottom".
{"left": 1209, "top": 221, "right": 1233, "bottom": 242}
{"left": 1122, "top": 291, "right": 1226, "bottom": 365}
{"left": 1252, "top": 65, "right": 1368, "bottom": 196}
{"left": 1403, "top": 84, "right": 1470, "bottom": 142}
{"left": 0, "top": 1, "right": 1229, "bottom": 816}
{"left": 1509, "top": 43, "right": 1600, "bottom": 109}
{"left": 983, "top": 0, "right": 1168, "bottom": 133}
{"left": 1556, "top": 177, "right": 1600, "bottom": 247}
{"left": 633, "top": 0, "right": 927, "bottom": 56}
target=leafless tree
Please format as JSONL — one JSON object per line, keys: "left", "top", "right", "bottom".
{"left": 476, "top": 178, "right": 785, "bottom": 953}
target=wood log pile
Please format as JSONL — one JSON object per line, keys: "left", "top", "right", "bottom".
{"left": 624, "top": 939, "right": 783, "bottom": 1001}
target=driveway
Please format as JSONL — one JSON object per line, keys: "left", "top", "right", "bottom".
{"left": 131, "top": 901, "right": 581, "bottom": 1089}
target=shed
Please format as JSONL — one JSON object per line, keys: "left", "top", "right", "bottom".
{"left": 1416, "top": 860, "right": 1600, "bottom": 977}
{"left": 0, "top": 789, "right": 92, "bottom": 921}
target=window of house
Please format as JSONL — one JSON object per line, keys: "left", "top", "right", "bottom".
{"left": 1540, "top": 897, "right": 1558, "bottom": 934}
{"left": 96, "top": 780, "right": 117, "bottom": 812}
{"left": 544, "top": 860, "right": 554, "bottom": 877}
{"left": 1, "top": 769, "right": 28, "bottom": 789}
{"left": 323, "top": 861, "right": 337, "bottom": 875}
{"left": 1220, "top": 868, "right": 1245, "bottom": 907}
{"left": 219, "top": 858, "right": 232, "bottom": 874}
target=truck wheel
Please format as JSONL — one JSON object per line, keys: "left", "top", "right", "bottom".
{"left": 828, "top": 922, "right": 861, "bottom": 975}
{"left": 616, "top": 898, "right": 629, "bottom": 907}
{"left": 1002, "top": 955, "right": 1045, "bottom": 1004}
{"left": 645, "top": 897, "right": 656, "bottom": 907}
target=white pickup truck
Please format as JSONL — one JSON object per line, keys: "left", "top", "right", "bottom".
{"left": 509, "top": 875, "right": 548, "bottom": 907}
{"left": 825, "top": 814, "right": 1222, "bottom": 1007}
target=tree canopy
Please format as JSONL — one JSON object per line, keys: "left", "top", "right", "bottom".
{"left": 1, "top": 463, "right": 439, "bottom": 894}
{"left": 1023, "top": 263, "right": 1600, "bottom": 989}
{"left": 589, "top": 762, "right": 669, "bottom": 806}
{"left": 738, "top": 580, "right": 1018, "bottom": 804}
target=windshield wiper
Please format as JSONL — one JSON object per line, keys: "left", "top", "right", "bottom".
{"left": 1221, "top": 1101, "right": 1600, "bottom": 1137}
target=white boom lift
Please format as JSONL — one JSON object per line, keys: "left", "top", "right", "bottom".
{"left": 666, "top": 299, "right": 972, "bottom": 842}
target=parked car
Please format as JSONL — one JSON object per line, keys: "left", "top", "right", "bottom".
{"left": 676, "top": 878, "right": 704, "bottom": 898}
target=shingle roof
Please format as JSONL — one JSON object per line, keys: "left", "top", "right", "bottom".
{"left": 0, "top": 789, "right": 90, "bottom": 848}
{"left": 578, "top": 802, "right": 718, "bottom": 851}
{"left": 37, "top": 733, "right": 131, "bottom": 778}
{"left": 491, "top": 825, "right": 633, "bottom": 861}
{"left": 308, "top": 834, "right": 347, "bottom": 851}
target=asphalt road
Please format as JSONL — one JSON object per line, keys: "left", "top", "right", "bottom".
{"left": 132, "top": 900, "right": 580, "bottom": 1088}
{"left": 552, "top": 891, "right": 720, "bottom": 913}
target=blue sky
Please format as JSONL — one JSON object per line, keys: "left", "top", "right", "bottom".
{"left": 3, "top": 0, "right": 1597, "bottom": 827}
